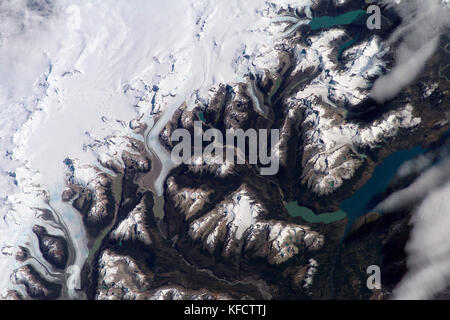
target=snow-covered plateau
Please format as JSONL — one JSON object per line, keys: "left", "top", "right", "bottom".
{"left": 0, "top": 0, "right": 448, "bottom": 300}
{"left": 0, "top": 0, "right": 316, "bottom": 299}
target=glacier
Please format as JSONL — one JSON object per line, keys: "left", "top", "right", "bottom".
{"left": 0, "top": 0, "right": 312, "bottom": 298}
{"left": 1, "top": 0, "right": 447, "bottom": 300}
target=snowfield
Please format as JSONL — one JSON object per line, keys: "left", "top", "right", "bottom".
{"left": 1, "top": 0, "right": 443, "bottom": 300}
{"left": 0, "top": 0, "right": 313, "bottom": 297}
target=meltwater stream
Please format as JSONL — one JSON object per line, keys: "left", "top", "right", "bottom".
{"left": 1, "top": 0, "right": 297, "bottom": 298}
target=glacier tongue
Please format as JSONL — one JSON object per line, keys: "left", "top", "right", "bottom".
{"left": 0, "top": 0, "right": 312, "bottom": 298}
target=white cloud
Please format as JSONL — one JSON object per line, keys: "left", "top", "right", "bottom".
{"left": 375, "top": 147, "right": 450, "bottom": 299}
{"left": 0, "top": 0, "right": 311, "bottom": 296}
{"left": 375, "top": 157, "right": 450, "bottom": 213}
{"left": 393, "top": 178, "right": 450, "bottom": 299}
{"left": 370, "top": 0, "right": 450, "bottom": 103}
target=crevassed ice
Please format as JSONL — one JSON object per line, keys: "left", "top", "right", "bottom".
{"left": 0, "top": 0, "right": 312, "bottom": 297}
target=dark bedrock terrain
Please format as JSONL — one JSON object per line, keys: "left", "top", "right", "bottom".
{"left": 82, "top": 3, "right": 449, "bottom": 300}
{"left": 332, "top": 209, "right": 410, "bottom": 299}
{"left": 333, "top": 134, "right": 450, "bottom": 300}
{"left": 86, "top": 50, "right": 448, "bottom": 301}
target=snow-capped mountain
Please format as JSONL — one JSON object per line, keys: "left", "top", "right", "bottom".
{"left": 0, "top": 0, "right": 312, "bottom": 299}
{"left": 0, "top": 0, "right": 448, "bottom": 300}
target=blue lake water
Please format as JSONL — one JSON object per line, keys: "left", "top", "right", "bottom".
{"left": 285, "top": 10, "right": 441, "bottom": 225}
{"left": 285, "top": 202, "right": 346, "bottom": 224}
{"left": 337, "top": 33, "right": 360, "bottom": 60}
{"left": 286, "top": 146, "right": 427, "bottom": 224}
{"left": 309, "top": 10, "right": 367, "bottom": 30}
{"left": 341, "top": 146, "right": 426, "bottom": 223}
{"left": 309, "top": 10, "right": 367, "bottom": 60}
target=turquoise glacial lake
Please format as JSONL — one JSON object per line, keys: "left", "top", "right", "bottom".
{"left": 309, "top": 10, "right": 367, "bottom": 30}
{"left": 309, "top": 10, "right": 368, "bottom": 60}
{"left": 286, "top": 146, "right": 427, "bottom": 224}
